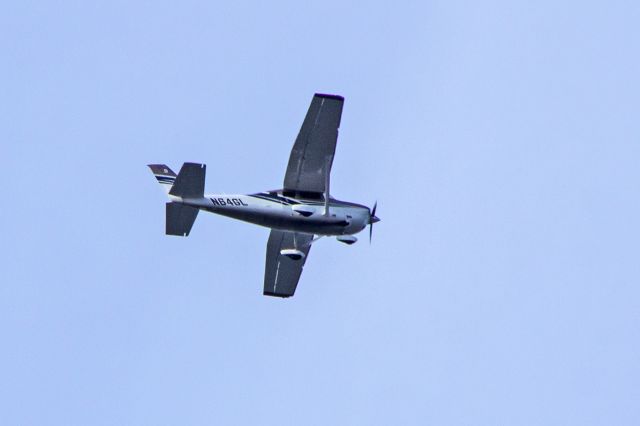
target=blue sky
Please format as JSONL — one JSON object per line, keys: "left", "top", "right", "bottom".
{"left": 2, "top": 1, "right": 639, "bottom": 425}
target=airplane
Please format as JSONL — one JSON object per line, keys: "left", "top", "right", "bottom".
{"left": 148, "top": 93, "right": 380, "bottom": 298}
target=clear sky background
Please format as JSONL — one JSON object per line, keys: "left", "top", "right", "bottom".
{"left": 2, "top": 1, "right": 639, "bottom": 425}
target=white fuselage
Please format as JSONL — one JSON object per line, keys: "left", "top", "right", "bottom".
{"left": 169, "top": 191, "right": 370, "bottom": 236}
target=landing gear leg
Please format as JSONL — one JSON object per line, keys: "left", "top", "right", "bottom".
{"left": 280, "top": 233, "right": 309, "bottom": 261}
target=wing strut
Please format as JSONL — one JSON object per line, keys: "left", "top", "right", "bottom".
{"left": 324, "top": 155, "right": 332, "bottom": 217}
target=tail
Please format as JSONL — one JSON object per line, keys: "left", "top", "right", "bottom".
{"left": 148, "top": 164, "right": 177, "bottom": 194}
{"left": 148, "top": 163, "right": 206, "bottom": 236}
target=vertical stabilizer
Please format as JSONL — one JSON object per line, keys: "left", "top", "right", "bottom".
{"left": 148, "top": 164, "right": 177, "bottom": 195}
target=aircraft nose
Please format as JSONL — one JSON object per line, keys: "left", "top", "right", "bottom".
{"left": 370, "top": 215, "right": 380, "bottom": 224}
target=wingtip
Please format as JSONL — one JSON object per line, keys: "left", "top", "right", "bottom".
{"left": 263, "top": 291, "right": 292, "bottom": 298}
{"left": 314, "top": 93, "right": 344, "bottom": 101}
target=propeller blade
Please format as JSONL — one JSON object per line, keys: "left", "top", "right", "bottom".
{"left": 369, "top": 221, "right": 373, "bottom": 243}
{"left": 369, "top": 201, "right": 378, "bottom": 244}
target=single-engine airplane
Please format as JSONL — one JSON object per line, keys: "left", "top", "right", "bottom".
{"left": 148, "top": 93, "right": 380, "bottom": 297}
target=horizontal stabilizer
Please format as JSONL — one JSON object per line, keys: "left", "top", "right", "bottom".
{"left": 169, "top": 163, "right": 206, "bottom": 198}
{"left": 166, "top": 202, "right": 199, "bottom": 236}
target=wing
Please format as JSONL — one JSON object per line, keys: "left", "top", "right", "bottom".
{"left": 263, "top": 230, "right": 314, "bottom": 298}
{"left": 283, "top": 93, "right": 344, "bottom": 196}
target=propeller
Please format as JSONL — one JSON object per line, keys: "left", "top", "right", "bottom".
{"left": 369, "top": 201, "right": 380, "bottom": 243}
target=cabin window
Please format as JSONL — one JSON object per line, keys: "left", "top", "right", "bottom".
{"left": 281, "top": 189, "right": 325, "bottom": 201}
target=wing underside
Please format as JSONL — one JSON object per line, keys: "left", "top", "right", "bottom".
{"left": 283, "top": 93, "right": 344, "bottom": 196}
{"left": 264, "top": 230, "right": 314, "bottom": 298}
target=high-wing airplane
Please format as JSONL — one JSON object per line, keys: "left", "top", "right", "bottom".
{"left": 148, "top": 93, "right": 380, "bottom": 298}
